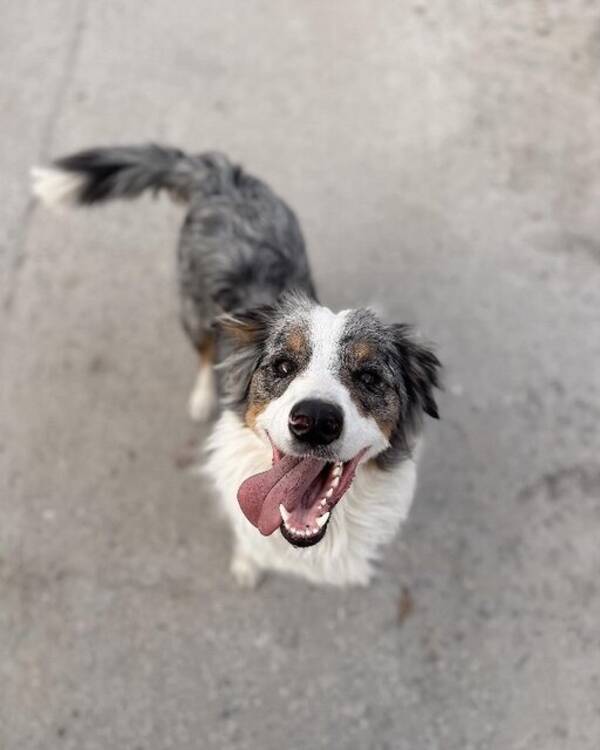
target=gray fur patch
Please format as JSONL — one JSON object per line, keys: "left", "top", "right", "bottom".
{"left": 339, "top": 309, "right": 441, "bottom": 468}
{"left": 44, "top": 143, "right": 317, "bottom": 353}
{"left": 177, "top": 165, "right": 316, "bottom": 351}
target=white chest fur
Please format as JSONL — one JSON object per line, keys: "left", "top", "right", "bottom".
{"left": 204, "top": 411, "right": 418, "bottom": 586}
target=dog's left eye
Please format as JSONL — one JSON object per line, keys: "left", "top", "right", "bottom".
{"left": 355, "top": 369, "right": 382, "bottom": 389}
{"left": 272, "top": 358, "right": 296, "bottom": 378}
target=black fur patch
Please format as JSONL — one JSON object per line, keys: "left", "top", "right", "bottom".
{"left": 56, "top": 144, "right": 193, "bottom": 204}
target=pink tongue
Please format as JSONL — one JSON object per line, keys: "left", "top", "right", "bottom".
{"left": 238, "top": 455, "right": 326, "bottom": 535}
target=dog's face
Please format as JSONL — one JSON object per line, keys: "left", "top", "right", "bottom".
{"left": 219, "top": 293, "right": 440, "bottom": 549}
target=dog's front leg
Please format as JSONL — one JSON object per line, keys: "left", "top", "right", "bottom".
{"left": 230, "top": 540, "right": 263, "bottom": 589}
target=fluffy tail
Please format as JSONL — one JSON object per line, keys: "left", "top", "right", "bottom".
{"left": 31, "top": 144, "right": 235, "bottom": 207}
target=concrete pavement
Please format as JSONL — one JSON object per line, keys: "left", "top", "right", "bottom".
{"left": 1, "top": 2, "right": 600, "bottom": 748}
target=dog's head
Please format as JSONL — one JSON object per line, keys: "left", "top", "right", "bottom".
{"left": 218, "top": 292, "right": 441, "bottom": 548}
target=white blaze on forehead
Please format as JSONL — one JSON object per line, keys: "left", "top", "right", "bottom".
{"left": 304, "top": 305, "right": 350, "bottom": 391}
{"left": 256, "top": 304, "right": 390, "bottom": 461}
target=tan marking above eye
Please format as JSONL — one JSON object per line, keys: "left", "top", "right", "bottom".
{"left": 352, "top": 340, "right": 376, "bottom": 361}
{"left": 286, "top": 327, "right": 307, "bottom": 354}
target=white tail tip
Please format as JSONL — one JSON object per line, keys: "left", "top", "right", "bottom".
{"left": 30, "top": 166, "right": 85, "bottom": 207}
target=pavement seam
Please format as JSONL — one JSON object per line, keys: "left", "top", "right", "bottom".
{"left": 2, "top": 0, "right": 89, "bottom": 317}
{"left": 1, "top": 0, "right": 90, "bottom": 625}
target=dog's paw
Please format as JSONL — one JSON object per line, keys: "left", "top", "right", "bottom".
{"left": 187, "top": 367, "right": 216, "bottom": 422}
{"left": 230, "top": 554, "right": 263, "bottom": 589}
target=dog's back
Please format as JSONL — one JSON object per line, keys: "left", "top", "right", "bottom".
{"left": 32, "top": 144, "right": 316, "bottom": 350}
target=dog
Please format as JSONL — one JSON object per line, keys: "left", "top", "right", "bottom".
{"left": 32, "top": 144, "right": 441, "bottom": 587}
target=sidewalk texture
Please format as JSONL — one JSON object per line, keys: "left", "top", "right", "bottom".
{"left": 1, "top": 2, "right": 599, "bottom": 749}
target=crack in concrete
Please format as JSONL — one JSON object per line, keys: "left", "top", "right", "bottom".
{"left": 2, "top": 0, "right": 89, "bottom": 316}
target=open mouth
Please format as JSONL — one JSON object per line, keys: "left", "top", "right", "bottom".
{"left": 237, "top": 446, "right": 365, "bottom": 548}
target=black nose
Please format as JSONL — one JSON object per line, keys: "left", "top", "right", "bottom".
{"left": 288, "top": 399, "right": 344, "bottom": 446}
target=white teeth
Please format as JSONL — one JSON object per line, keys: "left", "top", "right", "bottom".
{"left": 325, "top": 487, "right": 334, "bottom": 499}
{"left": 331, "top": 476, "right": 340, "bottom": 489}
{"left": 333, "top": 464, "right": 343, "bottom": 477}
{"left": 286, "top": 512, "right": 331, "bottom": 537}
{"left": 320, "top": 498, "right": 327, "bottom": 507}
{"left": 279, "top": 504, "right": 290, "bottom": 522}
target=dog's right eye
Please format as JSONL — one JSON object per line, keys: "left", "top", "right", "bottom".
{"left": 272, "top": 358, "right": 296, "bottom": 378}
{"left": 354, "top": 368, "right": 382, "bottom": 390}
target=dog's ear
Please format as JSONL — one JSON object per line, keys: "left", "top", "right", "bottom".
{"left": 218, "top": 308, "right": 271, "bottom": 346}
{"left": 389, "top": 324, "right": 442, "bottom": 422}
{"left": 216, "top": 306, "right": 274, "bottom": 404}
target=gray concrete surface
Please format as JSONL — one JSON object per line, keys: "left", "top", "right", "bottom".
{"left": 2, "top": 2, "right": 600, "bottom": 748}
